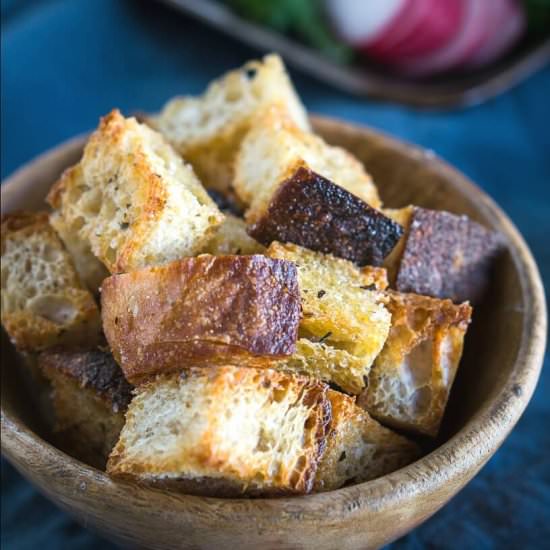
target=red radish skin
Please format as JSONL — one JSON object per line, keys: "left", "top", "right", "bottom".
{"left": 360, "top": 0, "right": 430, "bottom": 58}
{"left": 364, "top": 0, "right": 464, "bottom": 61}
{"left": 396, "top": 0, "right": 498, "bottom": 76}
{"left": 465, "top": 0, "right": 526, "bottom": 67}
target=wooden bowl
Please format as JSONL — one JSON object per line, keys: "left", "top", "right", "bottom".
{"left": 1, "top": 116, "right": 546, "bottom": 550}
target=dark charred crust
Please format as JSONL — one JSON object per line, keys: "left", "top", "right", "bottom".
{"left": 102, "top": 255, "right": 301, "bottom": 383}
{"left": 248, "top": 167, "right": 403, "bottom": 266}
{"left": 38, "top": 348, "right": 133, "bottom": 412}
{"left": 206, "top": 189, "right": 244, "bottom": 217}
{"left": 395, "top": 207, "right": 505, "bottom": 303}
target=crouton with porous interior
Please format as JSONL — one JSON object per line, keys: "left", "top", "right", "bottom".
{"left": 248, "top": 165, "right": 403, "bottom": 266}
{"left": 202, "top": 213, "right": 265, "bottom": 255}
{"left": 38, "top": 348, "right": 133, "bottom": 468}
{"left": 267, "top": 242, "right": 391, "bottom": 393}
{"left": 107, "top": 366, "right": 331, "bottom": 496}
{"left": 1, "top": 212, "right": 101, "bottom": 351}
{"left": 101, "top": 255, "right": 301, "bottom": 383}
{"left": 359, "top": 291, "right": 472, "bottom": 437}
{"left": 233, "top": 107, "right": 381, "bottom": 225}
{"left": 384, "top": 206, "right": 503, "bottom": 304}
{"left": 47, "top": 110, "right": 224, "bottom": 274}
{"left": 152, "top": 54, "right": 310, "bottom": 197}
{"left": 314, "top": 390, "right": 420, "bottom": 491}
{"left": 48, "top": 165, "right": 110, "bottom": 293}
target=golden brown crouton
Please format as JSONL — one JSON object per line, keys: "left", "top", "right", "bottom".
{"left": 47, "top": 110, "right": 223, "bottom": 274}
{"left": 1, "top": 212, "right": 101, "bottom": 351}
{"left": 315, "top": 390, "right": 420, "bottom": 491}
{"left": 152, "top": 54, "right": 310, "bottom": 198}
{"left": 101, "top": 255, "right": 301, "bottom": 383}
{"left": 267, "top": 242, "right": 391, "bottom": 394}
{"left": 234, "top": 107, "right": 381, "bottom": 222}
{"left": 359, "top": 292, "right": 472, "bottom": 437}
{"left": 107, "top": 366, "right": 331, "bottom": 496}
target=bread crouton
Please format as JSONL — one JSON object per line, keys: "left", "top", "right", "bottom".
{"left": 152, "top": 54, "right": 309, "bottom": 197}
{"left": 202, "top": 213, "right": 265, "bottom": 255}
{"left": 47, "top": 110, "right": 223, "bottom": 274}
{"left": 359, "top": 292, "right": 472, "bottom": 437}
{"left": 248, "top": 165, "right": 402, "bottom": 265}
{"left": 267, "top": 242, "right": 391, "bottom": 356}
{"left": 384, "top": 206, "right": 503, "bottom": 303}
{"left": 234, "top": 108, "right": 381, "bottom": 223}
{"left": 1, "top": 212, "right": 101, "bottom": 351}
{"left": 38, "top": 349, "right": 133, "bottom": 468}
{"left": 101, "top": 255, "right": 301, "bottom": 383}
{"left": 275, "top": 339, "right": 372, "bottom": 395}
{"left": 314, "top": 391, "right": 420, "bottom": 491}
{"left": 107, "top": 366, "right": 331, "bottom": 496}
{"left": 48, "top": 165, "right": 110, "bottom": 293}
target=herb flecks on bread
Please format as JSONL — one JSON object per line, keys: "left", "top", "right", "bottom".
{"left": 268, "top": 242, "right": 391, "bottom": 393}
{"left": 48, "top": 109, "right": 223, "bottom": 274}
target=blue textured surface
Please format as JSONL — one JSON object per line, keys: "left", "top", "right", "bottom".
{"left": 1, "top": 1, "right": 549, "bottom": 548}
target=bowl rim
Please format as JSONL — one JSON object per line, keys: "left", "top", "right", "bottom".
{"left": 1, "top": 115, "right": 547, "bottom": 523}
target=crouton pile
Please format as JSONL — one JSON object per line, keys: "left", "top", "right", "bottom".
{"left": 1, "top": 55, "right": 502, "bottom": 496}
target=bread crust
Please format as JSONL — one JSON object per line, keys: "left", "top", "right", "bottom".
{"left": 250, "top": 166, "right": 403, "bottom": 266}
{"left": 391, "top": 207, "right": 503, "bottom": 303}
{"left": 101, "top": 255, "right": 301, "bottom": 383}
{"left": 360, "top": 291, "right": 472, "bottom": 436}
{"left": 107, "top": 367, "right": 331, "bottom": 495}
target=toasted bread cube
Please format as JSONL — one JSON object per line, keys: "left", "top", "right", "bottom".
{"left": 1, "top": 212, "right": 101, "bottom": 351}
{"left": 107, "top": 366, "right": 331, "bottom": 496}
{"left": 47, "top": 110, "right": 223, "bottom": 274}
{"left": 234, "top": 108, "right": 381, "bottom": 224}
{"left": 276, "top": 339, "right": 372, "bottom": 395}
{"left": 384, "top": 206, "right": 503, "bottom": 303}
{"left": 101, "top": 255, "right": 301, "bottom": 383}
{"left": 314, "top": 391, "right": 420, "bottom": 491}
{"left": 38, "top": 349, "right": 133, "bottom": 468}
{"left": 359, "top": 292, "right": 472, "bottom": 437}
{"left": 202, "top": 213, "right": 265, "bottom": 255}
{"left": 152, "top": 54, "right": 309, "bottom": 197}
{"left": 267, "top": 242, "right": 391, "bottom": 361}
{"left": 270, "top": 251, "right": 388, "bottom": 394}
{"left": 249, "top": 165, "right": 402, "bottom": 265}
{"left": 48, "top": 165, "right": 110, "bottom": 293}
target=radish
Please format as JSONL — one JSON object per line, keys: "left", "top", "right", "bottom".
{"left": 324, "top": 0, "right": 526, "bottom": 77}
{"left": 465, "top": 0, "right": 526, "bottom": 68}
{"left": 396, "top": 0, "right": 498, "bottom": 76}
{"left": 365, "top": 0, "right": 464, "bottom": 61}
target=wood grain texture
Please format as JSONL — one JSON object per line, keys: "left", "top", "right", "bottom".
{"left": 1, "top": 117, "right": 547, "bottom": 550}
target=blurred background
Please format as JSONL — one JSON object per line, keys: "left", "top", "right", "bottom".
{"left": 1, "top": 0, "right": 549, "bottom": 548}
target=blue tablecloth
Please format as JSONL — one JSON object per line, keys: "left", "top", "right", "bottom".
{"left": 1, "top": 1, "right": 549, "bottom": 548}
